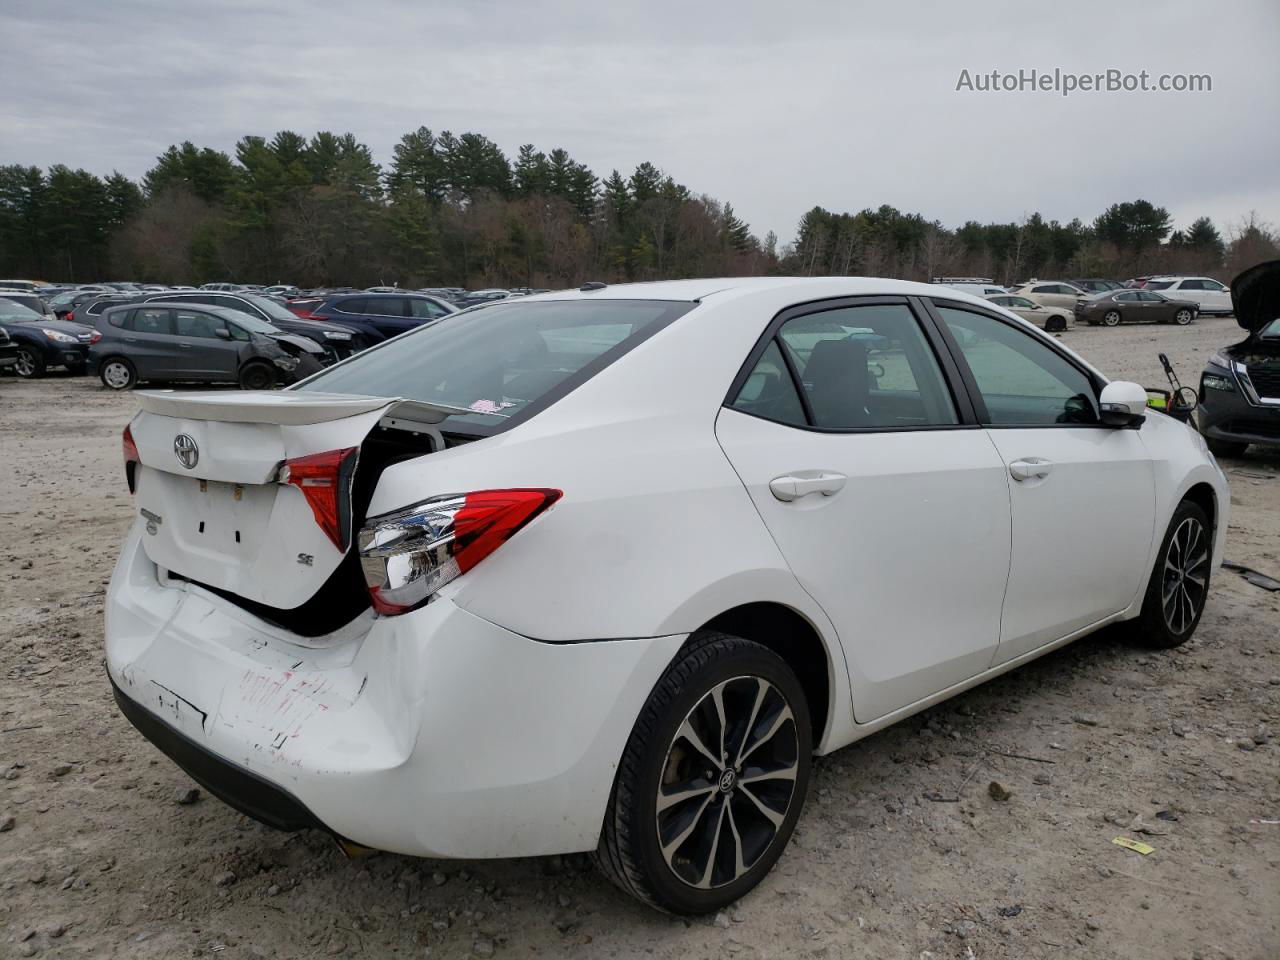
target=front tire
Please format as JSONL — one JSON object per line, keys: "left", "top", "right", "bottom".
{"left": 1134, "top": 500, "right": 1212, "bottom": 649}
{"left": 14, "top": 346, "right": 45, "bottom": 379}
{"left": 595, "top": 632, "right": 812, "bottom": 914}
{"left": 1103, "top": 310, "right": 1122, "bottom": 327}
{"left": 99, "top": 357, "right": 137, "bottom": 390}
{"left": 238, "top": 361, "right": 276, "bottom": 390}
{"left": 1174, "top": 309, "right": 1194, "bottom": 325}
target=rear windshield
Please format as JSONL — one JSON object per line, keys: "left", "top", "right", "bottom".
{"left": 296, "top": 299, "right": 692, "bottom": 429}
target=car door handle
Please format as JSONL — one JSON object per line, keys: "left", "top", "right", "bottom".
{"left": 124, "top": 337, "right": 138, "bottom": 343}
{"left": 769, "top": 471, "right": 847, "bottom": 502}
{"left": 1009, "top": 458, "right": 1053, "bottom": 481}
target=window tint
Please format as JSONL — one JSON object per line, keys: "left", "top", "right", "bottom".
{"left": 131, "top": 308, "right": 174, "bottom": 336}
{"left": 174, "top": 311, "right": 224, "bottom": 339}
{"left": 1138, "top": 291, "right": 1164, "bottom": 302}
{"left": 335, "top": 297, "right": 368, "bottom": 315}
{"left": 728, "top": 339, "right": 806, "bottom": 426}
{"left": 409, "top": 297, "right": 447, "bottom": 320}
{"left": 366, "top": 297, "right": 407, "bottom": 317}
{"left": 1203, "top": 279, "right": 1225, "bottom": 291}
{"left": 936, "top": 306, "right": 1099, "bottom": 426}
{"left": 1115, "top": 292, "right": 1138, "bottom": 302}
{"left": 299, "top": 299, "right": 691, "bottom": 429}
{"left": 1178, "top": 279, "right": 1203, "bottom": 290}
{"left": 1032, "top": 285, "right": 1056, "bottom": 293}
{"left": 771, "top": 303, "right": 957, "bottom": 429}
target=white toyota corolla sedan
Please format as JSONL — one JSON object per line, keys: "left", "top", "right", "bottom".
{"left": 105, "top": 277, "right": 1228, "bottom": 913}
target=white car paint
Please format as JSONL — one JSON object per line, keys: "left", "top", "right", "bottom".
{"left": 1145, "top": 276, "right": 1232, "bottom": 315}
{"left": 104, "top": 276, "right": 1229, "bottom": 869}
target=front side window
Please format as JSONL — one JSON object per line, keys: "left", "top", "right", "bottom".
{"left": 1032, "top": 285, "right": 1056, "bottom": 294}
{"left": 1178, "top": 279, "right": 1203, "bottom": 290}
{"left": 935, "top": 306, "right": 1099, "bottom": 426}
{"left": 732, "top": 303, "right": 957, "bottom": 430}
{"left": 174, "top": 311, "right": 223, "bottom": 338}
{"left": 367, "top": 297, "right": 407, "bottom": 317}
{"left": 1203, "top": 279, "right": 1226, "bottom": 291}
{"left": 1116, "top": 292, "right": 1138, "bottom": 302}
{"left": 1010, "top": 297, "right": 1037, "bottom": 309}
{"left": 409, "top": 297, "right": 448, "bottom": 320}
{"left": 1139, "top": 292, "right": 1165, "bottom": 302}
{"left": 298, "top": 299, "right": 691, "bottom": 429}
{"left": 1145, "top": 281, "right": 1173, "bottom": 290}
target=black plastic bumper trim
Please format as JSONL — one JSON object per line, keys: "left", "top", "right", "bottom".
{"left": 111, "top": 675, "right": 325, "bottom": 833}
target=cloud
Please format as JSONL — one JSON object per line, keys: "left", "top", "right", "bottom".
{"left": 3, "top": 0, "right": 1277, "bottom": 241}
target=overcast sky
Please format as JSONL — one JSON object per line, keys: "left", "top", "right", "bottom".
{"left": 3, "top": 0, "right": 1278, "bottom": 244}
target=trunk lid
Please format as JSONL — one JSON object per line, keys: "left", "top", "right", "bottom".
{"left": 1231, "top": 259, "right": 1280, "bottom": 334}
{"left": 128, "top": 390, "right": 467, "bottom": 611}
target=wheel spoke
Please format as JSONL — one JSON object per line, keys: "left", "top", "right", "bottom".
{"left": 710, "top": 683, "right": 729, "bottom": 764}
{"left": 660, "top": 791, "right": 715, "bottom": 859}
{"left": 741, "top": 704, "right": 794, "bottom": 764}
{"left": 675, "top": 717, "right": 722, "bottom": 771}
{"left": 695, "top": 800, "right": 729, "bottom": 888}
{"left": 657, "top": 780, "right": 716, "bottom": 813}
{"left": 738, "top": 783, "right": 785, "bottom": 827}
{"left": 740, "top": 760, "right": 798, "bottom": 786}
{"left": 733, "top": 680, "right": 769, "bottom": 767}
{"left": 724, "top": 800, "right": 748, "bottom": 881}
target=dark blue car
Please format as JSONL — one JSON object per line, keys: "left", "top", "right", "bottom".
{"left": 287, "top": 292, "right": 456, "bottom": 343}
{"left": 0, "top": 298, "right": 96, "bottom": 378}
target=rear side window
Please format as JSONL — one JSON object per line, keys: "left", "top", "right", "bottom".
{"left": 935, "top": 306, "right": 1098, "bottom": 426}
{"left": 298, "top": 299, "right": 692, "bottom": 429}
{"left": 131, "top": 309, "right": 174, "bottom": 335}
{"left": 731, "top": 303, "right": 958, "bottom": 430}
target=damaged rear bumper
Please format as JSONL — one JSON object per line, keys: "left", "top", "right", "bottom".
{"left": 104, "top": 523, "right": 685, "bottom": 859}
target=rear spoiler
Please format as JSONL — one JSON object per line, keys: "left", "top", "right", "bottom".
{"left": 134, "top": 390, "right": 478, "bottom": 426}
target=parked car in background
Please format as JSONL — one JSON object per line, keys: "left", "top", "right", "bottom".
{"left": 985, "top": 293, "right": 1073, "bottom": 330}
{"left": 1071, "top": 278, "right": 1124, "bottom": 293}
{"left": 1007, "top": 280, "right": 1088, "bottom": 309}
{"left": 0, "top": 299, "right": 97, "bottom": 378}
{"left": 104, "top": 277, "right": 1227, "bottom": 915}
{"left": 0, "top": 279, "right": 40, "bottom": 292}
{"left": 200, "top": 282, "right": 245, "bottom": 292}
{"left": 933, "top": 278, "right": 1008, "bottom": 297}
{"left": 90, "top": 303, "right": 324, "bottom": 390}
{"left": 1143, "top": 276, "right": 1233, "bottom": 316}
{"left": 0, "top": 324, "right": 18, "bottom": 373}
{"left": 50, "top": 289, "right": 129, "bottom": 320}
{"left": 1123, "top": 277, "right": 1155, "bottom": 288}
{"left": 263, "top": 285, "right": 300, "bottom": 298}
{"left": 0, "top": 291, "right": 57, "bottom": 321}
{"left": 131, "top": 291, "right": 367, "bottom": 363}
{"left": 286, "top": 291, "right": 456, "bottom": 342}
{"left": 68, "top": 295, "right": 134, "bottom": 326}
{"left": 1074, "top": 289, "right": 1198, "bottom": 326}
{"left": 1195, "top": 259, "right": 1280, "bottom": 457}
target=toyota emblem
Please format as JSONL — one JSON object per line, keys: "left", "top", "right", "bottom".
{"left": 173, "top": 434, "right": 199, "bottom": 470}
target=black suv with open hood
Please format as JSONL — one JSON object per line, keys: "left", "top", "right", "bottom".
{"left": 1195, "top": 259, "right": 1280, "bottom": 456}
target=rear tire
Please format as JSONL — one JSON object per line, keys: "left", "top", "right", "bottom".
{"left": 594, "top": 632, "right": 812, "bottom": 914}
{"left": 99, "top": 357, "right": 137, "bottom": 390}
{"left": 1134, "top": 500, "right": 1212, "bottom": 649}
{"left": 1205, "top": 437, "right": 1247, "bottom": 458}
{"left": 1103, "top": 310, "right": 1122, "bottom": 327}
{"left": 14, "top": 346, "right": 45, "bottom": 379}
{"left": 238, "top": 361, "right": 276, "bottom": 390}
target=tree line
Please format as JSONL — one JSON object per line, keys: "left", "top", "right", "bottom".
{"left": 0, "top": 128, "right": 1276, "bottom": 288}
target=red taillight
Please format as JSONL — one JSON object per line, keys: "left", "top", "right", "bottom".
{"left": 122, "top": 423, "right": 140, "bottom": 493}
{"left": 360, "top": 489, "right": 561, "bottom": 616}
{"left": 280, "top": 447, "right": 358, "bottom": 551}
{"left": 89, "top": 330, "right": 102, "bottom": 344}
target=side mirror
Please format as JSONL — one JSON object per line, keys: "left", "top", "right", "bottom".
{"left": 214, "top": 328, "right": 231, "bottom": 340}
{"left": 1099, "top": 381, "right": 1148, "bottom": 428}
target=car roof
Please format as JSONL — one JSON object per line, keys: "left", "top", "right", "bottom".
{"left": 512, "top": 276, "right": 996, "bottom": 305}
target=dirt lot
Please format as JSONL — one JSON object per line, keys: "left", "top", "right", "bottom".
{"left": 2, "top": 314, "right": 1278, "bottom": 959}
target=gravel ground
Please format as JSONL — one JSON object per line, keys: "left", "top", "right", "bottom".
{"left": 2, "top": 314, "right": 1278, "bottom": 959}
